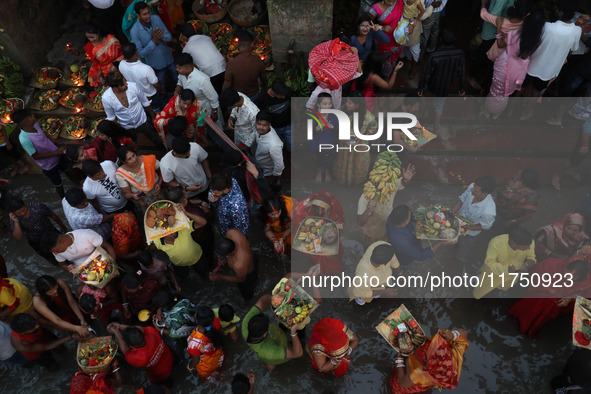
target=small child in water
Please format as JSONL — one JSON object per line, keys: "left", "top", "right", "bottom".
{"left": 213, "top": 304, "right": 241, "bottom": 341}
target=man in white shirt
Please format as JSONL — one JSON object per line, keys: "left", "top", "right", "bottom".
{"left": 82, "top": 159, "right": 130, "bottom": 214}
{"left": 220, "top": 88, "right": 260, "bottom": 149}
{"left": 254, "top": 110, "right": 284, "bottom": 186}
{"left": 524, "top": 3, "right": 582, "bottom": 96}
{"left": 102, "top": 71, "right": 164, "bottom": 151}
{"left": 174, "top": 53, "right": 221, "bottom": 130}
{"left": 39, "top": 229, "right": 116, "bottom": 272}
{"left": 118, "top": 43, "right": 162, "bottom": 110}
{"left": 62, "top": 188, "right": 113, "bottom": 240}
{"left": 180, "top": 23, "right": 226, "bottom": 94}
{"left": 451, "top": 176, "right": 497, "bottom": 270}
{"left": 161, "top": 137, "right": 212, "bottom": 199}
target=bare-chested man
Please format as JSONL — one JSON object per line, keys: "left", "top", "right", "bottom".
{"left": 209, "top": 229, "right": 257, "bottom": 300}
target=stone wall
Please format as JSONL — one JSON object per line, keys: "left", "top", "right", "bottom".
{"left": 0, "top": 0, "right": 73, "bottom": 76}
{"left": 267, "top": 0, "right": 333, "bottom": 63}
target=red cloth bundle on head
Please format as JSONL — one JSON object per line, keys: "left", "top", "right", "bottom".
{"left": 309, "top": 38, "right": 360, "bottom": 90}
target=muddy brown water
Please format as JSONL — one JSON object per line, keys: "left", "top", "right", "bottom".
{"left": 0, "top": 173, "right": 588, "bottom": 393}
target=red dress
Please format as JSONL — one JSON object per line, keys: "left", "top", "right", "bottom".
{"left": 124, "top": 327, "right": 173, "bottom": 383}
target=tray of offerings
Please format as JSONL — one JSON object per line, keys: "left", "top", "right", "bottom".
{"left": 71, "top": 246, "right": 118, "bottom": 288}
{"left": 61, "top": 64, "right": 88, "bottom": 87}
{"left": 0, "top": 98, "right": 23, "bottom": 123}
{"left": 293, "top": 216, "right": 339, "bottom": 256}
{"left": 77, "top": 336, "right": 118, "bottom": 373}
{"left": 38, "top": 116, "right": 64, "bottom": 141}
{"left": 59, "top": 116, "right": 89, "bottom": 140}
{"left": 270, "top": 277, "right": 319, "bottom": 329}
{"left": 30, "top": 66, "right": 62, "bottom": 89}
{"left": 59, "top": 87, "right": 88, "bottom": 110}
{"left": 376, "top": 304, "right": 426, "bottom": 356}
{"left": 30, "top": 89, "right": 61, "bottom": 111}
{"left": 144, "top": 200, "right": 191, "bottom": 244}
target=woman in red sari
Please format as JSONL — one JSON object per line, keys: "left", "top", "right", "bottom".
{"left": 508, "top": 256, "right": 591, "bottom": 337}
{"left": 534, "top": 213, "right": 589, "bottom": 260}
{"left": 292, "top": 191, "right": 345, "bottom": 274}
{"left": 154, "top": 89, "right": 205, "bottom": 149}
{"left": 307, "top": 318, "right": 358, "bottom": 378}
{"left": 84, "top": 25, "right": 124, "bottom": 87}
{"left": 390, "top": 328, "right": 469, "bottom": 394}
{"left": 111, "top": 212, "right": 143, "bottom": 261}
{"left": 369, "top": 0, "right": 405, "bottom": 76}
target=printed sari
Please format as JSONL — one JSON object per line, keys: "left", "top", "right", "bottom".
{"left": 308, "top": 318, "right": 355, "bottom": 378}
{"left": 187, "top": 324, "right": 224, "bottom": 380}
{"left": 534, "top": 213, "right": 589, "bottom": 260}
{"left": 390, "top": 331, "right": 469, "bottom": 393}
{"left": 111, "top": 212, "right": 143, "bottom": 257}
{"left": 495, "top": 170, "right": 539, "bottom": 221}
{"left": 85, "top": 35, "right": 124, "bottom": 87}
{"left": 154, "top": 95, "right": 204, "bottom": 149}
{"left": 267, "top": 196, "right": 293, "bottom": 252}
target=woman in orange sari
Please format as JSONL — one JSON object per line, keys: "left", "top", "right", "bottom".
{"left": 111, "top": 212, "right": 143, "bottom": 260}
{"left": 262, "top": 195, "right": 293, "bottom": 255}
{"left": 508, "top": 256, "right": 591, "bottom": 337}
{"left": 154, "top": 89, "right": 205, "bottom": 149}
{"left": 307, "top": 318, "right": 358, "bottom": 378}
{"left": 186, "top": 306, "right": 224, "bottom": 381}
{"left": 115, "top": 146, "right": 162, "bottom": 213}
{"left": 84, "top": 25, "right": 124, "bottom": 87}
{"left": 390, "top": 328, "right": 469, "bottom": 393}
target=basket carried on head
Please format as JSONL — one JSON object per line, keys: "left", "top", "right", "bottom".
{"left": 228, "top": 0, "right": 267, "bottom": 27}
{"left": 192, "top": 0, "right": 228, "bottom": 23}
{"left": 76, "top": 336, "right": 118, "bottom": 373}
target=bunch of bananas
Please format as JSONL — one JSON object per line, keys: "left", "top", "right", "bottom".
{"left": 0, "top": 57, "right": 24, "bottom": 99}
{"left": 363, "top": 152, "right": 402, "bottom": 204}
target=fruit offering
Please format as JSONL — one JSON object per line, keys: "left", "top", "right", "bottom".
{"left": 78, "top": 255, "right": 114, "bottom": 284}
{"left": 414, "top": 205, "right": 458, "bottom": 240}
{"left": 90, "top": 117, "right": 105, "bottom": 138}
{"left": 376, "top": 305, "right": 426, "bottom": 356}
{"left": 39, "top": 116, "right": 63, "bottom": 140}
{"left": 36, "top": 89, "right": 61, "bottom": 111}
{"left": 293, "top": 217, "right": 339, "bottom": 255}
{"left": 0, "top": 98, "right": 23, "bottom": 123}
{"left": 186, "top": 19, "right": 208, "bottom": 36}
{"left": 363, "top": 151, "right": 402, "bottom": 205}
{"left": 85, "top": 86, "right": 104, "bottom": 112}
{"left": 253, "top": 25, "right": 272, "bottom": 67}
{"left": 63, "top": 64, "right": 88, "bottom": 87}
{"left": 32, "top": 66, "right": 62, "bottom": 88}
{"left": 209, "top": 23, "right": 233, "bottom": 51}
{"left": 78, "top": 340, "right": 117, "bottom": 368}
{"left": 146, "top": 202, "right": 177, "bottom": 230}
{"left": 64, "top": 116, "right": 88, "bottom": 139}
{"left": 60, "top": 87, "right": 87, "bottom": 109}
{"left": 271, "top": 279, "right": 318, "bottom": 328}
{"left": 196, "top": 0, "right": 226, "bottom": 14}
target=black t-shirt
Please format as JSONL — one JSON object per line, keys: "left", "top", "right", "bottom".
{"left": 255, "top": 90, "right": 291, "bottom": 128}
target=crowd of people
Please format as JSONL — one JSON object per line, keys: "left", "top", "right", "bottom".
{"left": 0, "top": 0, "right": 590, "bottom": 392}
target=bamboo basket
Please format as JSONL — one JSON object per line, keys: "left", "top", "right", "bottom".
{"left": 76, "top": 336, "right": 118, "bottom": 373}
{"left": 228, "top": 0, "right": 266, "bottom": 27}
{"left": 192, "top": 0, "right": 228, "bottom": 23}
{"left": 29, "top": 67, "right": 62, "bottom": 89}
{"left": 30, "top": 89, "right": 61, "bottom": 112}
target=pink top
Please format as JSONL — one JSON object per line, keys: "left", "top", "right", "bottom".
{"left": 480, "top": 8, "right": 523, "bottom": 61}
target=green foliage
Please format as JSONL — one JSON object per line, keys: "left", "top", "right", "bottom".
{"left": 0, "top": 57, "right": 24, "bottom": 98}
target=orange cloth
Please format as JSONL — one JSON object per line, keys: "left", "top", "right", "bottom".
{"left": 112, "top": 212, "right": 143, "bottom": 257}
{"left": 116, "top": 155, "right": 157, "bottom": 193}
{"left": 187, "top": 327, "right": 224, "bottom": 379}
{"left": 85, "top": 35, "right": 124, "bottom": 87}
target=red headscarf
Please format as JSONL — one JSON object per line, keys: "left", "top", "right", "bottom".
{"left": 309, "top": 318, "right": 351, "bottom": 359}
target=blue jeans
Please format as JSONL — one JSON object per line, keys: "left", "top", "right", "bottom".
{"left": 4, "top": 351, "right": 30, "bottom": 367}
{"left": 154, "top": 62, "right": 178, "bottom": 95}
{"left": 274, "top": 125, "right": 292, "bottom": 152}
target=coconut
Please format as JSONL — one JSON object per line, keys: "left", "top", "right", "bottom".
{"left": 46, "top": 69, "right": 59, "bottom": 79}
{"left": 323, "top": 225, "right": 338, "bottom": 244}
{"left": 167, "top": 215, "right": 176, "bottom": 227}
{"left": 74, "top": 94, "right": 87, "bottom": 106}
{"left": 439, "top": 228, "right": 457, "bottom": 239}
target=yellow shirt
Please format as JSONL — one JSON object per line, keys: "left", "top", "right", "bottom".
{"left": 349, "top": 241, "right": 400, "bottom": 302}
{"left": 0, "top": 278, "right": 33, "bottom": 322}
{"left": 155, "top": 221, "right": 203, "bottom": 266}
{"left": 213, "top": 307, "right": 241, "bottom": 334}
{"left": 473, "top": 234, "right": 536, "bottom": 299}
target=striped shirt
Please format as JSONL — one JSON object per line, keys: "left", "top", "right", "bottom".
{"left": 10, "top": 202, "right": 57, "bottom": 245}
